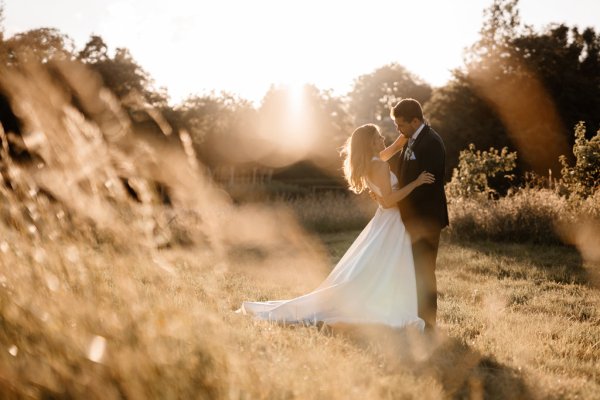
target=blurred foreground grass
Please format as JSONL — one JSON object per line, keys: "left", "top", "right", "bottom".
{"left": 3, "top": 224, "right": 598, "bottom": 399}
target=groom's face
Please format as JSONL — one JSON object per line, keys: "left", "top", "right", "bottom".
{"left": 394, "top": 117, "right": 419, "bottom": 137}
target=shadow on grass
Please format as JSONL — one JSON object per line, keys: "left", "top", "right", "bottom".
{"left": 450, "top": 239, "right": 590, "bottom": 286}
{"left": 323, "top": 323, "right": 531, "bottom": 400}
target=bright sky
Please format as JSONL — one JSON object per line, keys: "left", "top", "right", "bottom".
{"left": 3, "top": 0, "right": 599, "bottom": 105}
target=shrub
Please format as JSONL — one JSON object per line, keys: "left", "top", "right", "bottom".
{"left": 448, "top": 189, "right": 565, "bottom": 244}
{"left": 445, "top": 123, "right": 600, "bottom": 245}
{"left": 559, "top": 122, "right": 600, "bottom": 198}
{"left": 447, "top": 144, "right": 517, "bottom": 199}
{"left": 447, "top": 187, "right": 600, "bottom": 245}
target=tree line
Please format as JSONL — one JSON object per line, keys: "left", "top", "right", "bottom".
{"left": 0, "top": 0, "right": 598, "bottom": 187}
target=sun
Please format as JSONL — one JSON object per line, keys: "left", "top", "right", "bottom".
{"left": 286, "top": 80, "right": 307, "bottom": 115}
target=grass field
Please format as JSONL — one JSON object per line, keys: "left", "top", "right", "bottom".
{"left": 2, "top": 208, "right": 599, "bottom": 400}
{"left": 226, "top": 232, "right": 600, "bottom": 399}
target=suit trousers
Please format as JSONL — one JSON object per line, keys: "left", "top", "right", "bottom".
{"left": 411, "top": 229, "right": 440, "bottom": 331}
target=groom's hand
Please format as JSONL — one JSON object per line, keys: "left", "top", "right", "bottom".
{"left": 369, "top": 191, "right": 389, "bottom": 208}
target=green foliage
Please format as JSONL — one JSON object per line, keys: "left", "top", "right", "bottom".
{"left": 512, "top": 25, "right": 600, "bottom": 140}
{"left": 175, "top": 92, "right": 257, "bottom": 167}
{"left": 424, "top": 77, "right": 508, "bottom": 177}
{"left": 447, "top": 144, "right": 517, "bottom": 198}
{"left": 427, "top": 0, "right": 600, "bottom": 177}
{"left": 0, "top": 27, "right": 75, "bottom": 65}
{"left": 348, "top": 63, "right": 431, "bottom": 131}
{"left": 447, "top": 188, "right": 600, "bottom": 245}
{"left": 259, "top": 84, "right": 351, "bottom": 148}
{"left": 559, "top": 122, "right": 600, "bottom": 197}
{"left": 448, "top": 189, "right": 563, "bottom": 244}
{"left": 78, "top": 36, "right": 167, "bottom": 107}
{"left": 77, "top": 35, "right": 108, "bottom": 64}
{"left": 445, "top": 122, "right": 599, "bottom": 246}
{"left": 469, "top": 0, "right": 522, "bottom": 64}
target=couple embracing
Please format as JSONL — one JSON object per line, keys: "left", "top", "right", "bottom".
{"left": 240, "top": 98, "right": 449, "bottom": 333}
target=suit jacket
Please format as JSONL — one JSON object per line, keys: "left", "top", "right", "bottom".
{"left": 389, "top": 125, "right": 449, "bottom": 238}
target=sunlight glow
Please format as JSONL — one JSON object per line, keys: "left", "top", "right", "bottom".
{"left": 287, "top": 82, "right": 306, "bottom": 116}
{"left": 3, "top": 0, "right": 600, "bottom": 104}
{"left": 250, "top": 83, "right": 320, "bottom": 167}
{"left": 285, "top": 83, "right": 318, "bottom": 157}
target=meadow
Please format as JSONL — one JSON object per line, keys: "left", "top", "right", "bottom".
{"left": 0, "top": 61, "right": 599, "bottom": 400}
{"left": 2, "top": 214, "right": 599, "bottom": 399}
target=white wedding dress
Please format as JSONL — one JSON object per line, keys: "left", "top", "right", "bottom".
{"left": 239, "top": 159, "right": 424, "bottom": 330}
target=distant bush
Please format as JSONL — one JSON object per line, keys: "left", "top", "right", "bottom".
{"left": 448, "top": 189, "right": 564, "bottom": 244}
{"left": 446, "top": 144, "right": 517, "bottom": 199}
{"left": 559, "top": 122, "right": 600, "bottom": 198}
{"left": 448, "top": 188, "right": 600, "bottom": 244}
{"left": 443, "top": 122, "right": 600, "bottom": 245}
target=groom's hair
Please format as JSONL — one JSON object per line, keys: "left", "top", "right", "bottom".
{"left": 391, "top": 98, "right": 424, "bottom": 122}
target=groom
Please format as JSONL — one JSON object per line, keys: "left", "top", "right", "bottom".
{"left": 384, "top": 98, "right": 449, "bottom": 331}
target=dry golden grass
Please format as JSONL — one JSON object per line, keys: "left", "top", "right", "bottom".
{"left": 0, "top": 60, "right": 598, "bottom": 399}
{"left": 447, "top": 189, "right": 600, "bottom": 247}
{"left": 4, "top": 221, "right": 598, "bottom": 399}
{"left": 278, "top": 191, "right": 376, "bottom": 233}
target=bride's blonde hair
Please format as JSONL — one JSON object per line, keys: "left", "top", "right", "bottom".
{"left": 341, "top": 124, "right": 380, "bottom": 194}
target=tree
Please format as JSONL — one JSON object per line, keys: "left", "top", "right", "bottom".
{"left": 512, "top": 25, "right": 600, "bottom": 139}
{"left": 467, "top": 0, "right": 523, "bottom": 66}
{"left": 425, "top": 76, "right": 508, "bottom": 178}
{"left": 257, "top": 84, "right": 352, "bottom": 172}
{"left": 77, "top": 35, "right": 109, "bottom": 64}
{"left": 348, "top": 63, "right": 432, "bottom": 134}
{"left": 426, "top": 0, "right": 600, "bottom": 177}
{"left": 77, "top": 35, "right": 167, "bottom": 108}
{"left": 0, "top": 27, "right": 75, "bottom": 66}
{"left": 426, "top": 0, "right": 524, "bottom": 177}
{"left": 174, "top": 92, "right": 259, "bottom": 169}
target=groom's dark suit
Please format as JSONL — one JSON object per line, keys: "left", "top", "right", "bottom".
{"left": 389, "top": 124, "right": 449, "bottom": 330}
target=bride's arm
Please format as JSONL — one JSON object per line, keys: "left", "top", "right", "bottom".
{"left": 378, "top": 171, "right": 435, "bottom": 208}
{"left": 379, "top": 134, "right": 408, "bottom": 161}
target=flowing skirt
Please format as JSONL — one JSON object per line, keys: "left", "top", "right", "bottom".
{"left": 240, "top": 207, "right": 424, "bottom": 330}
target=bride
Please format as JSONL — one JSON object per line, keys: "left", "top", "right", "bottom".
{"left": 238, "top": 124, "right": 434, "bottom": 330}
